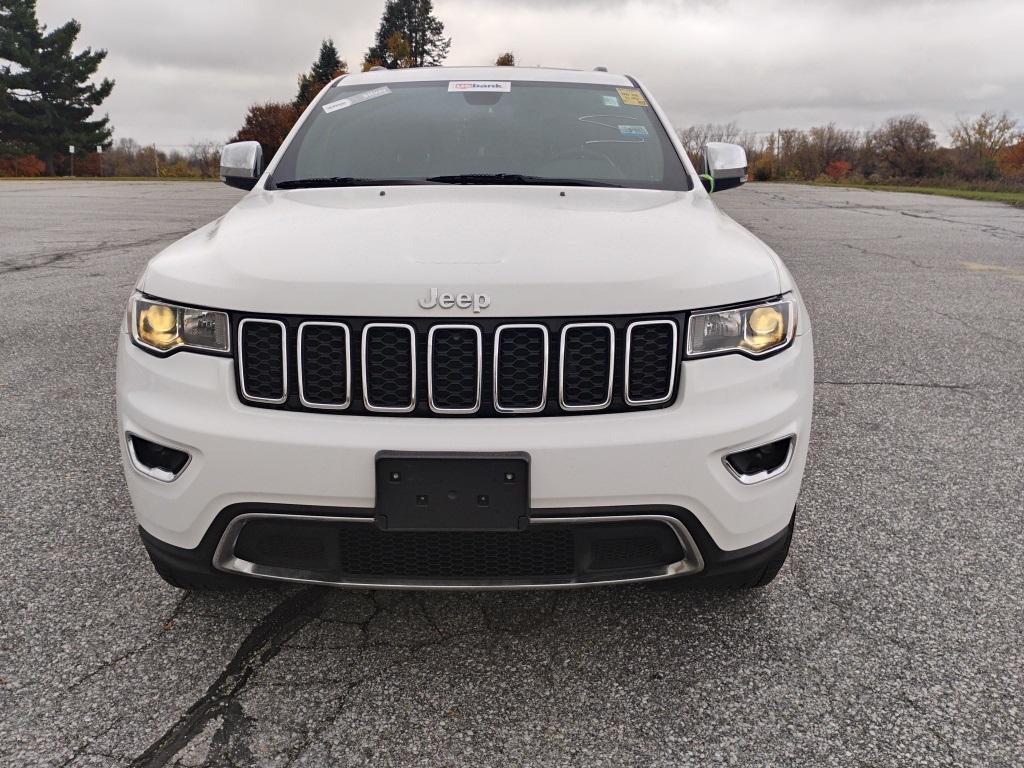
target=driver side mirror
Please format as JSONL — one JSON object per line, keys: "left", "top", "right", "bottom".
{"left": 220, "top": 141, "right": 263, "bottom": 190}
{"left": 700, "top": 142, "right": 747, "bottom": 193}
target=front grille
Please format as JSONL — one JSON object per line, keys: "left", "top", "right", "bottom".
{"left": 234, "top": 313, "right": 683, "bottom": 417}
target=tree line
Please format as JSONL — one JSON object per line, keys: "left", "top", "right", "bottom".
{"left": 679, "top": 112, "right": 1024, "bottom": 188}
{"left": 4, "top": 0, "right": 1021, "bottom": 187}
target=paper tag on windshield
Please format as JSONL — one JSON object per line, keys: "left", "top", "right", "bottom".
{"left": 618, "top": 125, "right": 649, "bottom": 137}
{"left": 616, "top": 87, "right": 648, "bottom": 107}
{"left": 322, "top": 86, "right": 391, "bottom": 113}
{"left": 448, "top": 81, "right": 512, "bottom": 93}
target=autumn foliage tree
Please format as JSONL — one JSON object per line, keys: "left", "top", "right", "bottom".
{"left": 495, "top": 51, "right": 515, "bottom": 66}
{"left": 231, "top": 102, "right": 297, "bottom": 164}
{"left": 869, "top": 115, "right": 937, "bottom": 178}
{"left": 950, "top": 111, "right": 1020, "bottom": 179}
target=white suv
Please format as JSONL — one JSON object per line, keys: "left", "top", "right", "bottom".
{"left": 117, "top": 67, "right": 812, "bottom": 591}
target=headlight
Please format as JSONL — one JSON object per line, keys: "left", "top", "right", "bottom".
{"left": 131, "top": 294, "right": 230, "bottom": 354}
{"left": 686, "top": 297, "right": 796, "bottom": 358}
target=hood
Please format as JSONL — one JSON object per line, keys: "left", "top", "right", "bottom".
{"left": 142, "top": 186, "right": 780, "bottom": 317}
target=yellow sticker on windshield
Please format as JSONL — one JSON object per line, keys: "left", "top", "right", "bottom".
{"left": 616, "top": 88, "right": 648, "bottom": 107}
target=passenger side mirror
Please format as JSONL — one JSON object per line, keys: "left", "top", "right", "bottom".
{"left": 220, "top": 141, "right": 263, "bottom": 190}
{"left": 700, "top": 142, "right": 747, "bottom": 193}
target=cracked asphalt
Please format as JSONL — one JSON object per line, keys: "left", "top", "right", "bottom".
{"left": 1, "top": 180, "right": 1022, "bottom": 767}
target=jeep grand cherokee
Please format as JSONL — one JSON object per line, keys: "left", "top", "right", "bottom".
{"left": 117, "top": 66, "right": 813, "bottom": 590}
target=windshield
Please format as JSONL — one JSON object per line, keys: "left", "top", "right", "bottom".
{"left": 270, "top": 80, "right": 691, "bottom": 191}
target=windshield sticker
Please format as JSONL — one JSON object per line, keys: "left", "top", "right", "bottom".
{"left": 616, "top": 87, "right": 648, "bottom": 107}
{"left": 322, "top": 86, "right": 391, "bottom": 114}
{"left": 618, "top": 124, "right": 649, "bottom": 137}
{"left": 602, "top": 95, "right": 620, "bottom": 107}
{"left": 448, "top": 81, "right": 512, "bottom": 93}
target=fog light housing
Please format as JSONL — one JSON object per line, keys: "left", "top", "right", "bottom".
{"left": 723, "top": 436, "right": 795, "bottom": 484}
{"left": 126, "top": 433, "right": 191, "bottom": 482}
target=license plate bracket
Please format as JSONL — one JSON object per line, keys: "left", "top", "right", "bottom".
{"left": 375, "top": 451, "right": 530, "bottom": 531}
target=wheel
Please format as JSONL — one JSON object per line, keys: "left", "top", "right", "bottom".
{"left": 149, "top": 556, "right": 246, "bottom": 591}
{"left": 652, "top": 518, "right": 793, "bottom": 591}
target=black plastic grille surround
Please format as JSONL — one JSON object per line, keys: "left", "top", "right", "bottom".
{"left": 234, "top": 313, "right": 683, "bottom": 417}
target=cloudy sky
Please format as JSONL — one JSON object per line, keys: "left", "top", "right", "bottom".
{"left": 36, "top": 0, "right": 1024, "bottom": 149}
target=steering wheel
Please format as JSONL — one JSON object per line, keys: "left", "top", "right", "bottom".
{"left": 544, "top": 146, "right": 625, "bottom": 178}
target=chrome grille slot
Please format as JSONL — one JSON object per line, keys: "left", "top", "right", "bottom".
{"left": 559, "top": 323, "right": 614, "bottom": 411}
{"left": 362, "top": 323, "right": 416, "bottom": 412}
{"left": 625, "top": 320, "right": 678, "bottom": 406}
{"left": 493, "top": 324, "right": 548, "bottom": 413}
{"left": 238, "top": 319, "right": 287, "bottom": 404}
{"left": 298, "top": 322, "right": 350, "bottom": 409}
{"left": 428, "top": 325, "right": 482, "bottom": 414}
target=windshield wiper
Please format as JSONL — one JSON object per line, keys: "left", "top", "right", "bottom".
{"left": 275, "top": 177, "right": 436, "bottom": 189}
{"left": 425, "top": 173, "right": 621, "bottom": 188}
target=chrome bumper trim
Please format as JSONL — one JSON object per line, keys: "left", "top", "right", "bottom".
{"left": 212, "top": 512, "right": 704, "bottom": 590}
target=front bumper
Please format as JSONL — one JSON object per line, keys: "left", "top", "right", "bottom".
{"left": 117, "top": 328, "right": 812, "bottom": 585}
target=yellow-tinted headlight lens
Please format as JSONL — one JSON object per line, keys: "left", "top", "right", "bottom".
{"left": 131, "top": 294, "right": 229, "bottom": 354}
{"left": 687, "top": 298, "right": 795, "bottom": 357}
{"left": 137, "top": 302, "right": 181, "bottom": 350}
{"left": 744, "top": 306, "right": 785, "bottom": 351}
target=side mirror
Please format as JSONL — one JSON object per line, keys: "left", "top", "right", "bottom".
{"left": 701, "top": 142, "right": 747, "bottom": 193}
{"left": 220, "top": 141, "right": 263, "bottom": 190}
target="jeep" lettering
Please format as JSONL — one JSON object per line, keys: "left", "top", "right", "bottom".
{"left": 418, "top": 288, "right": 491, "bottom": 313}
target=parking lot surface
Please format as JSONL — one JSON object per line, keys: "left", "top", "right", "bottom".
{"left": 1, "top": 180, "right": 1022, "bottom": 767}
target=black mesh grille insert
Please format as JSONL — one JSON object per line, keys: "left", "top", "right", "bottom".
{"left": 228, "top": 516, "right": 688, "bottom": 584}
{"left": 337, "top": 527, "right": 576, "bottom": 579}
{"left": 561, "top": 325, "right": 613, "bottom": 407}
{"left": 299, "top": 324, "right": 349, "bottom": 407}
{"left": 627, "top": 322, "right": 676, "bottom": 403}
{"left": 240, "top": 321, "right": 284, "bottom": 401}
{"left": 364, "top": 325, "right": 414, "bottom": 409}
{"left": 495, "top": 327, "right": 546, "bottom": 410}
{"left": 429, "top": 327, "right": 480, "bottom": 411}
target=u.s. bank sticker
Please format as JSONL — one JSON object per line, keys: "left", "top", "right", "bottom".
{"left": 322, "top": 86, "right": 391, "bottom": 113}
{"left": 602, "top": 94, "right": 620, "bottom": 107}
{"left": 616, "top": 87, "right": 648, "bottom": 107}
{"left": 448, "top": 81, "right": 512, "bottom": 93}
{"left": 618, "top": 125, "right": 650, "bottom": 137}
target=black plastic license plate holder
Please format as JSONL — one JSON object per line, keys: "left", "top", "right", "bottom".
{"left": 375, "top": 451, "right": 530, "bottom": 531}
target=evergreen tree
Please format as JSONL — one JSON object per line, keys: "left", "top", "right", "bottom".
{"left": 0, "top": 0, "right": 114, "bottom": 174}
{"left": 364, "top": 0, "right": 450, "bottom": 69}
{"left": 294, "top": 39, "right": 346, "bottom": 111}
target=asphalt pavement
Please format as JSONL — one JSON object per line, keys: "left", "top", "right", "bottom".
{"left": 1, "top": 180, "right": 1022, "bottom": 767}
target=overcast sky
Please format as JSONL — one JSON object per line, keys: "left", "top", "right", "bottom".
{"left": 36, "top": 0, "right": 1024, "bottom": 150}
